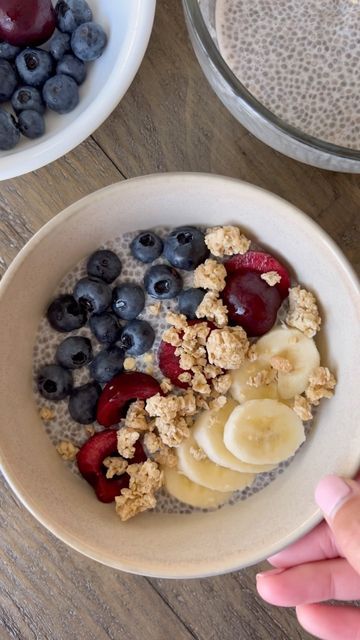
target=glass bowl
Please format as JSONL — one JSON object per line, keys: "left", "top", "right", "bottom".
{"left": 183, "top": 0, "right": 360, "bottom": 172}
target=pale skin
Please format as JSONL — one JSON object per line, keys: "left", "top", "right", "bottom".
{"left": 256, "top": 474, "right": 360, "bottom": 640}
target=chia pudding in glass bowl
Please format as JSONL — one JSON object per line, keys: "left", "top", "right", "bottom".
{"left": 183, "top": 0, "right": 360, "bottom": 172}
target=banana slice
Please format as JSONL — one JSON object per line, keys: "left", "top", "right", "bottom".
{"left": 177, "top": 435, "right": 255, "bottom": 492}
{"left": 193, "top": 398, "right": 275, "bottom": 473}
{"left": 230, "top": 359, "right": 279, "bottom": 404}
{"left": 255, "top": 327, "right": 320, "bottom": 399}
{"left": 224, "top": 399, "right": 305, "bottom": 465}
{"left": 163, "top": 466, "right": 231, "bottom": 509}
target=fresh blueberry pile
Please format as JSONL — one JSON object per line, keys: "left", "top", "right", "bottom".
{"left": 0, "top": 0, "right": 107, "bottom": 150}
{"left": 37, "top": 226, "right": 210, "bottom": 424}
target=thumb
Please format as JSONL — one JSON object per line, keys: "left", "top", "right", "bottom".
{"left": 315, "top": 474, "right": 360, "bottom": 575}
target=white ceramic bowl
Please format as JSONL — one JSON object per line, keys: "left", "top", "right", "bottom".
{"left": 0, "top": 0, "right": 155, "bottom": 180}
{"left": 0, "top": 173, "right": 359, "bottom": 578}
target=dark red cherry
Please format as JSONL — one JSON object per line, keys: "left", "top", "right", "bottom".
{"left": 225, "top": 250, "right": 291, "bottom": 300}
{"left": 0, "top": 0, "right": 56, "bottom": 47}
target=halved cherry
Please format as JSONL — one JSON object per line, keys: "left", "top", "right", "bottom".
{"left": 225, "top": 250, "right": 291, "bottom": 299}
{"left": 0, "top": 0, "right": 56, "bottom": 47}
{"left": 96, "top": 371, "right": 162, "bottom": 428}
{"left": 76, "top": 430, "right": 147, "bottom": 503}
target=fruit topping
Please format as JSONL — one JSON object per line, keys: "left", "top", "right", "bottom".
{"left": 11, "top": 86, "right": 45, "bottom": 114}
{"left": 144, "top": 264, "right": 182, "bottom": 299}
{"left": 0, "top": 59, "right": 17, "bottom": 102}
{"left": 119, "top": 320, "right": 155, "bottom": 356}
{"left": 178, "top": 287, "right": 206, "bottom": 320}
{"left": 0, "top": 0, "right": 56, "bottom": 47}
{"left": 56, "top": 53, "right": 86, "bottom": 84}
{"left": 71, "top": 21, "right": 107, "bottom": 62}
{"left": 163, "top": 225, "right": 209, "bottom": 270}
{"left": 18, "top": 109, "right": 45, "bottom": 138}
{"left": 225, "top": 250, "right": 291, "bottom": 299}
{"left": 97, "top": 372, "right": 162, "bottom": 428}
{"left": 73, "top": 277, "right": 111, "bottom": 315}
{"left": 15, "top": 47, "right": 54, "bottom": 88}
{"left": 89, "top": 312, "right": 121, "bottom": 344}
{"left": 37, "top": 363, "right": 73, "bottom": 400}
{"left": 48, "top": 30, "right": 71, "bottom": 60}
{"left": 47, "top": 294, "right": 87, "bottom": 332}
{"left": 56, "top": 335, "right": 93, "bottom": 369}
{"left": 0, "top": 42, "right": 21, "bottom": 60}
{"left": 42, "top": 73, "right": 79, "bottom": 114}
{"left": 221, "top": 271, "right": 282, "bottom": 337}
{"left": 112, "top": 284, "right": 145, "bottom": 321}
{"left": 130, "top": 231, "right": 163, "bottom": 263}
{"left": 68, "top": 381, "right": 101, "bottom": 424}
{"left": 55, "top": 0, "right": 92, "bottom": 34}
{"left": 89, "top": 345, "right": 125, "bottom": 384}
{"left": 158, "top": 339, "right": 189, "bottom": 389}
{"left": 86, "top": 249, "right": 122, "bottom": 284}
{"left": 0, "top": 108, "right": 19, "bottom": 150}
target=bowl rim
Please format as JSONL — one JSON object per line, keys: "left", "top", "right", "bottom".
{"left": 1, "top": 172, "right": 359, "bottom": 578}
{"left": 0, "top": 0, "right": 156, "bottom": 181}
{"left": 183, "top": 0, "right": 360, "bottom": 162}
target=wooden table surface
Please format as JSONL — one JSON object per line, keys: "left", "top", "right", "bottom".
{"left": 1, "top": 2, "right": 359, "bottom": 639}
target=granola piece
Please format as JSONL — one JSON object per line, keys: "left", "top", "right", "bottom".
{"left": 39, "top": 407, "right": 55, "bottom": 421}
{"left": 179, "top": 352, "right": 196, "bottom": 371}
{"left": 191, "top": 369, "right": 212, "bottom": 395}
{"left": 286, "top": 285, "right": 322, "bottom": 338}
{"left": 247, "top": 367, "right": 276, "bottom": 387}
{"left": 154, "top": 446, "right": 177, "bottom": 468}
{"left": 160, "top": 378, "right": 173, "bottom": 394}
{"left": 85, "top": 425, "right": 95, "bottom": 436}
{"left": 205, "top": 225, "right": 251, "bottom": 257}
{"left": 162, "top": 326, "right": 182, "bottom": 347}
{"left": 260, "top": 271, "right": 282, "bottom": 287}
{"left": 203, "top": 364, "right": 223, "bottom": 379}
{"left": 305, "top": 367, "right": 337, "bottom": 406}
{"left": 145, "top": 393, "right": 192, "bottom": 447}
{"left": 115, "top": 460, "right": 163, "bottom": 522}
{"left": 124, "top": 400, "right": 149, "bottom": 432}
{"left": 206, "top": 326, "right": 249, "bottom": 369}
{"left": 181, "top": 390, "right": 198, "bottom": 416}
{"left": 166, "top": 311, "right": 188, "bottom": 331}
{"left": 157, "top": 416, "right": 190, "bottom": 448}
{"left": 196, "top": 396, "right": 210, "bottom": 411}
{"left": 103, "top": 456, "right": 128, "bottom": 479}
{"left": 247, "top": 345, "right": 258, "bottom": 361}
{"left": 212, "top": 373, "right": 232, "bottom": 394}
{"left": 143, "top": 352, "right": 154, "bottom": 364}
{"left": 117, "top": 428, "right": 140, "bottom": 459}
{"left": 190, "top": 445, "right": 207, "bottom": 461}
{"left": 56, "top": 440, "right": 79, "bottom": 461}
{"left": 182, "top": 321, "right": 210, "bottom": 346}
{"left": 293, "top": 395, "right": 313, "bottom": 421}
{"left": 178, "top": 371, "right": 192, "bottom": 383}
{"left": 148, "top": 302, "right": 161, "bottom": 316}
{"left": 270, "top": 356, "right": 293, "bottom": 373}
{"left": 143, "top": 431, "right": 162, "bottom": 455}
{"left": 193, "top": 259, "right": 227, "bottom": 292}
{"left": 124, "top": 357, "right": 137, "bottom": 371}
{"left": 209, "top": 395, "right": 227, "bottom": 411}
{"left": 195, "top": 291, "right": 228, "bottom": 327}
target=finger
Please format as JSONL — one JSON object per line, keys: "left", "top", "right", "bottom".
{"left": 256, "top": 558, "right": 360, "bottom": 606}
{"left": 268, "top": 520, "right": 339, "bottom": 568}
{"left": 315, "top": 475, "right": 360, "bottom": 575}
{"left": 296, "top": 604, "right": 360, "bottom": 640}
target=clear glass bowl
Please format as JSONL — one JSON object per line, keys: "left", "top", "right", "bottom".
{"left": 183, "top": 0, "right": 360, "bottom": 172}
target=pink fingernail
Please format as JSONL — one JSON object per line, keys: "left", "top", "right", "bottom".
{"left": 315, "top": 475, "right": 353, "bottom": 518}
{"left": 256, "top": 568, "right": 285, "bottom": 580}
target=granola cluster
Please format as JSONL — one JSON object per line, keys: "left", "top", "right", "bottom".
{"left": 115, "top": 460, "right": 164, "bottom": 522}
{"left": 193, "top": 259, "right": 227, "bottom": 292}
{"left": 286, "top": 285, "right": 322, "bottom": 338}
{"left": 56, "top": 440, "right": 79, "bottom": 461}
{"left": 261, "top": 271, "right": 282, "bottom": 287}
{"left": 293, "top": 367, "right": 336, "bottom": 420}
{"left": 204, "top": 225, "right": 250, "bottom": 257}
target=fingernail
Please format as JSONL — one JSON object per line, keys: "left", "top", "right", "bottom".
{"left": 256, "top": 568, "right": 285, "bottom": 580}
{"left": 315, "top": 475, "right": 353, "bottom": 519}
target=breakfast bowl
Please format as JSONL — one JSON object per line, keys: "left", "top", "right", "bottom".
{"left": 0, "top": 173, "right": 359, "bottom": 578}
{"left": 183, "top": 0, "right": 360, "bottom": 172}
{"left": 0, "top": 0, "right": 155, "bottom": 180}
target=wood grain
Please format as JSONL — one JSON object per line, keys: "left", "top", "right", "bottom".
{"left": 0, "top": 0, "right": 358, "bottom": 639}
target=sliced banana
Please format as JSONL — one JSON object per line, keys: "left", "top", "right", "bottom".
{"left": 254, "top": 327, "right": 320, "bottom": 399}
{"left": 193, "top": 398, "right": 275, "bottom": 473}
{"left": 177, "top": 434, "right": 255, "bottom": 492}
{"left": 230, "top": 359, "right": 279, "bottom": 404}
{"left": 163, "top": 466, "right": 231, "bottom": 509}
{"left": 224, "top": 399, "right": 305, "bottom": 465}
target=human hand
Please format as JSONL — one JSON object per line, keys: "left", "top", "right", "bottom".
{"left": 256, "top": 474, "right": 360, "bottom": 640}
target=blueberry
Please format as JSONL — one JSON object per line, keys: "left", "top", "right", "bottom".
{"left": 15, "top": 48, "right": 54, "bottom": 88}
{"left": 89, "top": 312, "right": 121, "bottom": 344}
{"left": 37, "top": 364, "right": 73, "bottom": 401}
{"left": 56, "top": 53, "right": 86, "bottom": 84}
{"left": 119, "top": 320, "right": 155, "bottom": 356}
{"left": 0, "top": 42, "right": 21, "bottom": 61}
{"left": 86, "top": 249, "right": 122, "bottom": 284}
{"left": 130, "top": 231, "right": 163, "bottom": 264}
{"left": 56, "top": 336, "right": 93, "bottom": 369}
{"left": 0, "top": 59, "right": 17, "bottom": 102}
{"left": 55, "top": 0, "right": 93, "bottom": 34}
{"left": 68, "top": 381, "right": 101, "bottom": 424}
{"left": 144, "top": 264, "right": 182, "bottom": 299}
{"left": 74, "top": 277, "right": 111, "bottom": 315}
{"left": 47, "top": 294, "right": 87, "bottom": 332}
{"left": 0, "top": 109, "right": 20, "bottom": 151}
{"left": 48, "top": 31, "right": 71, "bottom": 60}
{"left": 164, "top": 226, "right": 209, "bottom": 271}
{"left": 11, "top": 86, "right": 45, "bottom": 115}
{"left": 178, "top": 288, "right": 206, "bottom": 320}
{"left": 43, "top": 74, "right": 79, "bottom": 114}
{"left": 18, "top": 110, "right": 45, "bottom": 139}
{"left": 71, "top": 22, "right": 107, "bottom": 61}
{"left": 112, "top": 284, "right": 145, "bottom": 321}
{"left": 89, "top": 346, "right": 125, "bottom": 383}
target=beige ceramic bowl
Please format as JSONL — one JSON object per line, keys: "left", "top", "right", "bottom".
{"left": 0, "top": 173, "right": 359, "bottom": 578}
